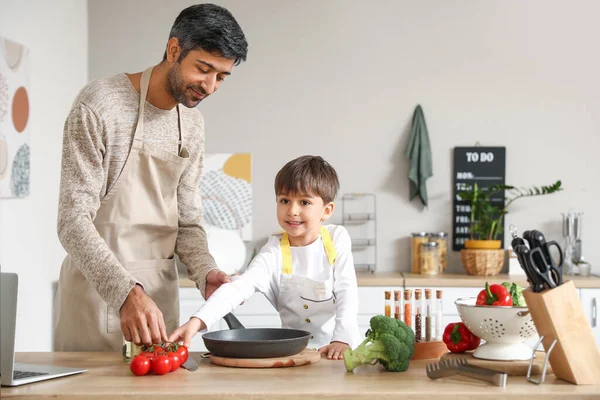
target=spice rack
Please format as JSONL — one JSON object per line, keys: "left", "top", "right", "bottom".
{"left": 341, "top": 193, "right": 376, "bottom": 273}
{"left": 385, "top": 288, "right": 448, "bottom": 360}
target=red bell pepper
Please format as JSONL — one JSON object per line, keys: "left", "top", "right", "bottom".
{"left": 442, "top": 322, "right": 481, "bottom": 353}
{"left": 476, "top": 282, "right": 513, "bottom": 306}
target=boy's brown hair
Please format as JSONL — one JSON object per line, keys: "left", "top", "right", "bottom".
{"left": 274, "top": 156, "right": 340, "bottom": 204}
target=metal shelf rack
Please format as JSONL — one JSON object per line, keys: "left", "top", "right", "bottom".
{"left": 341, "top": 193, "right": 376, "bottom": 274}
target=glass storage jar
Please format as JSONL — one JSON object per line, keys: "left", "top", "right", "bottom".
{"left": 420, "top": 241, "right": 441, "bottom": 275}
{"left": 411, "top": 232, "right": 429, "bottom": 274}
{"left": 428, "top": 232, "right": 448, "bottom": 272}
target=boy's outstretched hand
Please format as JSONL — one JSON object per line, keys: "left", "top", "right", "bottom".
{"left": 318, "top": 341, "right": 349, "bottom": 360}
{"left": 168, "top": 317, "right": 204, "bottom": 348}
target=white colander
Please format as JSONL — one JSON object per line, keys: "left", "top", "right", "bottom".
{"left": 455, "top": 297, "right": 537, "bottom": 361}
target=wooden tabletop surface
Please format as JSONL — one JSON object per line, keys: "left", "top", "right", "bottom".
{"left": 1, "top": 352, "right": 598, "bottom": 399}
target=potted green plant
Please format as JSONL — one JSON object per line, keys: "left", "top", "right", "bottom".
{"left": 457, "top": 180, "right": 563, "bottom": 275}
{"left": 459, "top": 180, "right": 562, "bottom": 249}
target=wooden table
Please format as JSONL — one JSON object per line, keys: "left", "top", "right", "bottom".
{"left": 2, "top": 352, "right": 598, "bottom": 399}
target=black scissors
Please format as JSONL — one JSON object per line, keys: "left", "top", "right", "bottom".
{"left": 514, "top": 244, "right": 546, "bottom": 292}
{"left": 523, "top": 229, "right": 564, "bottom": 288}
{"left": 509, "top": 225, "right": 546, "bottom": 292}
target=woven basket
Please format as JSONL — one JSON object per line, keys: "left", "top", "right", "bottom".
{"left": 460, "top": 249, "right": 505, "bottom": 276}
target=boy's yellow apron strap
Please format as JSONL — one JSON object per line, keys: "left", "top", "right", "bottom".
{"left": 320, "top": 226, "right": 337, "bottom": 266}
{"left": 280, "top": 232, "right": 293, "bottom": 274}
{"left": 280, "top": 226, "right": 337, "bottom": 275}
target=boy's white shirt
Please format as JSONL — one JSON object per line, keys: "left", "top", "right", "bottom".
{"left": 192, "top": 224, "right": 361, "bottom": 348}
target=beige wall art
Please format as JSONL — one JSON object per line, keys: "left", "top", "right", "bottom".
{"left": 0, "top": 36, "right": 30, "bottom": 198}
{"left": 200, "top": 153, "right": 252, "bottom": 275}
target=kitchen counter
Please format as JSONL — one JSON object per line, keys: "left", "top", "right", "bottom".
{"left": 179, "top": 272, "right": 600, "bottom": 288}
{"left": 1, "top": 352, "right": 598, "bottom": 399}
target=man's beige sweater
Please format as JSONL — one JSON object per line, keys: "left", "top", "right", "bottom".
{"left": 57, "top": 73, "right": 217, "bottom": 311}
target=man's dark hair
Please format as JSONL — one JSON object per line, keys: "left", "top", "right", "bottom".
{"left": 163, "top": 3, "right": 248, "bottom": 65}
{"left": 275, "top": 156, "right": 340, "bottom": 204}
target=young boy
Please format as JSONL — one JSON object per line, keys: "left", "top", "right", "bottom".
{"left": 169, "top": 155, "right": 361, "bottom": 360}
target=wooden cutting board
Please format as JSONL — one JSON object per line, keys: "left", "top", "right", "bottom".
{"left": 440, "top": 351, "right": 553, "bottom": 376}
{"left": 210, "top": 349, "right": 321, "bottom": 368}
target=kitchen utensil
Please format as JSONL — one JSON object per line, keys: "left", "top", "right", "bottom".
{"left": 509, "top": 225, "right": 564, "bottom": 292}
{"left": 509, "top": 224, "right": 544, "bottom": 292}
{"left": 209, "top": 348, "right": 320, "bottom": 369}
{"left": 180, "top": 356, "right": 198, "bottom": 371}
{"left": 455, "top": 297, "right": 537, "bottom": 361}
{"left": 425, "top": 357, "right": 507, "bottom": 387}
{"left": 528, "top": 247, "right": 563, "bottom": 289}
{"left": 512, "top": 243, "right": 546, "bottom": 293}
{"left": 202, "top": 313, "right": 311, "bottom": 359}
{"left": 562, "top": 211, "right": 583, "bottom": 274}
{"left": 441, "top": 351, "right": 552, "bottom": 376}
{"left": 523, "top": 230, "right": 564, "bottom": 288}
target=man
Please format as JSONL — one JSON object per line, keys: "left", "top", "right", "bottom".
{"left": 53, "top": 4, "right": 248, "bottom": 351}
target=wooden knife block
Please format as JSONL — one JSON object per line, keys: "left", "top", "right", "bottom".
{"left": 523, "top": 280, "right": 600, "bottom": 385}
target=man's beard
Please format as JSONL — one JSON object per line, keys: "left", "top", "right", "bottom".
{"left": 166, "top": 64, "right": 206, "bottom": 108}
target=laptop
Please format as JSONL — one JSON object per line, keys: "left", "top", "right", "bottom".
{"left": 1, "top": 272, "right": 87, "bottom": 386}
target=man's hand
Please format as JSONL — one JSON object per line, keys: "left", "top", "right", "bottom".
{"left": 120, "top": 285, "right": 168, "bottom": 347}
{"left": 318, "top": 341, "right": 350, "bottom": 360}
{"left": 205, "top": 269, "right": 231, "bottom": 299}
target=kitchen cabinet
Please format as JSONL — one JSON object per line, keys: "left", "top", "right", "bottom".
{"left": 580, "top": 288, "right": 600, "bottom": 345}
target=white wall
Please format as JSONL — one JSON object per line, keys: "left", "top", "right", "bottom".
{"left": 88, "top": 0, "right": 600, "bottom": 275}
{"left": 0, "top": 0, "right": 88, "bottom": 351}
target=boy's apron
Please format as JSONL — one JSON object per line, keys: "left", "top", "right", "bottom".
{"left": 53, "top": 66, "right": 189, "bottom": 351}
{"left": 277, "top": 226, "right": 337, "bottom": 349}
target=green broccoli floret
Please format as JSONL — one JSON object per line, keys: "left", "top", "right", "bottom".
{"left": 344, "top": 315, "right": 415, "bottom": 372}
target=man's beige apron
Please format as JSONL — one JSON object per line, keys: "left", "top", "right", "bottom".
{"left": 54, "top": 67, "right": 189, "bottom": 351}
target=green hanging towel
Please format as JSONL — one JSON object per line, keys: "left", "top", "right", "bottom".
{"left": 404, "top": 104, "right": 433, "bottom": 206}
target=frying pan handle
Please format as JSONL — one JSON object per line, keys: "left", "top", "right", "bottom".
{"left": 223, "top": 312, "right": 245, "bottom": 330}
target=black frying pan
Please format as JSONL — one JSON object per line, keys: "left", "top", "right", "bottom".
{"left": 202, "top": 313, "right": 311, "bottom": 358}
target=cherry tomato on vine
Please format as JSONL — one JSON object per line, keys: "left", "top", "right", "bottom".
{"left": 167, "top": 352, "right": 181, "bottom": 372}
{"left": 151, "top": 354, "right": 171, "bottom": 375}
{"left": 175, "top": 345, "right": 189, "bottom": 364}
{"left": 130, "top": 355, "right": 151, "bottom": 376}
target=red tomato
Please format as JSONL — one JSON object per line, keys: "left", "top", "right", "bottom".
{"left": 151, "top": 354, "right": 171, "bottom": 375}
{"left": 130, "top": 355, "right": 151, "bottom": 376}
{"left": 140, "top": 351, "right": 155, "bottom": 361}
{"left": 167, "top": 352, "right": 181, "bottom": 372}
{"left": 175, "top": 345, "right": 189, "bottom": 363}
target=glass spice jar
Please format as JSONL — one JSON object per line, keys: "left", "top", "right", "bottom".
{"left": 411, "top": 232, "right": 429, "bottom": 274}
{"left": 428, "top": 232, "right": 448, "bottom": 272}
{"left": 403, "top": 289, "right": 412, "bottom": 329}
{"left": 384, "top": 290, "right": 391, "bottom": 317}
{"left": 420, "top": 242, "right": 441, "bottom": 275}
{"left": 394, "top": 290, "right": 402, "bottom": 320}
{"left": 414, "top": 289, "right": 422, "bottom": 343}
